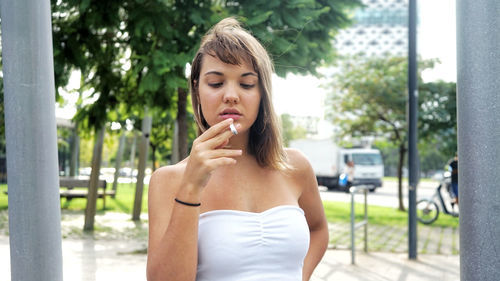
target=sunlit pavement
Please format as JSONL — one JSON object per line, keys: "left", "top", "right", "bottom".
{"left": 0, "top": 188, "right": 460, "bottom": 281}
{"left": 0, "top": 234, "right": 459, "bottom": 281}
{"left": 0, "top": 235, "right": 148, "bottom": 281}
{"left": 312, "top": 250, "right": 459, "bottom": 281}
{"left": 328, "top": 223, "right": 459, "bottom": 255}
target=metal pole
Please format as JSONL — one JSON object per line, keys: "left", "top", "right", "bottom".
{"left": 171, "top": 121, "right": 179, "bottom": 164}
{"left": 350, "top": 188, "right": 355, "bottom": 265}
{"left": 69, "top": 125, "right": 80, "bottom": 177}
{"left": 129, "top": 131, "right": 137, "bottom": 184}
{"left": 132, "top": 112, "right": 152, "bottom": 220}
{"left": 364, "top": 189, "right": 368, "bottom": 253}
{"left": 1, "top": 0, "right": 63, "bottom": 279}
{"left": 112, "top": 132, "right": 126, "bottom": 195}
{"left": 457, "top": 1, "right": 500, "bottom": 280}
{"left": 407, "top": 0, "right": 419, "bottom": 260}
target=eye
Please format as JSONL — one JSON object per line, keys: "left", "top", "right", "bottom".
{"left": 208, "top": 82, "right": 223, "bottom": 88}
{"left": 241, "top": 83, "right": 255, "bottom": 89}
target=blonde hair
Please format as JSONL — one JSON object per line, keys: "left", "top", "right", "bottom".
{"left": 189, "top": 17, "right": 287, "bottom": 170}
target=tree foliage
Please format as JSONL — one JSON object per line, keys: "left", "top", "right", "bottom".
{"left": 48, "top": 0, "right": 361, "bottom": 165}
{"left": 227, "top": 0, "right": 361, "bottom": 76}
{"left": 281, "top": 113, "right": 307, "bottom": 147}
{"left": 0, "top": 60, "right": 4, "bottom": 156}
{"left": 418, "top": 81, "right": 457, "bottom": 158}
{"left": 52, "top": 0, "right": 125, "bottom": 130}
{"left": 327, "top": 55, "right": 455, "bottom": 210}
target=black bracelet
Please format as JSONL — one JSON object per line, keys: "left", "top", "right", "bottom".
{"left": 174, "top": 198, "right": 201, "bottom": 207}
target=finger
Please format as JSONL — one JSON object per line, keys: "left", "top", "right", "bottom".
{"left": 205, "top": 157, "right": 238, "bottom": 170}
{"left": 204, "top": 149, "right": 243, "bottom": 159}
{"left": 196, "top": 118, "right": 234, "bottom": 142}
{"left": 205, "top": 129, "right": 236, "bottom": 149}
{"left": 215, "top": 138, "right": 230, "bottom": 150}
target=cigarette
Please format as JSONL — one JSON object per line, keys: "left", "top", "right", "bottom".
{"left": 229, "top": 123, "right": 238, "bottom": 135}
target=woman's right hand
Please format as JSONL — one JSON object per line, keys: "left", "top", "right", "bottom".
{"left": 181, "top": 118, "right": 242, "bottom": 191}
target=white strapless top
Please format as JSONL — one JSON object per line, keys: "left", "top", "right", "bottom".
{"left": 196, "top": 205, "right": 310, "bottom": 281}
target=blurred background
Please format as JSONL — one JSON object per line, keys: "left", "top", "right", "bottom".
{"left": 0, "top": 0, "right": 457, "bottom": 208}
{"left": 0, "top": 1, "right": 463, "bottom": 279}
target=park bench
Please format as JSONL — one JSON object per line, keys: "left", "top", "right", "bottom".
{"left": 59, "top": 177, "right": 115, "bottom": 209}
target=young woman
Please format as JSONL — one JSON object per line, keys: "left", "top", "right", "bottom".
{"left": 147, "top": 17, "right": 328, "bottom": 281}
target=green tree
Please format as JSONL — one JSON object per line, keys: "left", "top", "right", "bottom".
{"left": 51, "top": 0, "right": 362, "bottom": 165}
{"left": 0, "top": 66, "right": 4, "bottom": 156}
{"left": 281, "top": 113, "right": 307, "bottom": 147}
{"left": 418, "top": 81, "right": 457, "bottom": 159}
{"left": 227, "top": 0, "right": 361, "bottom": 76}
{"left": 52, "top": 0, "right": 125, "bottom": 131}
{"left": 327, "top": 56, "right": 436, "bottom": 211}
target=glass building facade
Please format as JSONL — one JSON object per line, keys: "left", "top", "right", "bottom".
{"left": 335, "top": 0, "right": 408, "bottom": 57}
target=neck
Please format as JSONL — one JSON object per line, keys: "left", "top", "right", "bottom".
{"left": 227, "top": 130, "right": 251, "bottom": 154}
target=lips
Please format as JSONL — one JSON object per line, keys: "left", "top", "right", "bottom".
{"left": 219, "top": 108, "right": 242, "bottom": 120}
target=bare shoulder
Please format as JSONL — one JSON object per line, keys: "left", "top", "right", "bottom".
{"left": 149, "top": 160, "right": 187, "bottom": 196}
{"left": 285, "top": 149, "right": 326, "bottom": 230}
{"left": 284, "top": 147, "right": 314, "bottom": 177}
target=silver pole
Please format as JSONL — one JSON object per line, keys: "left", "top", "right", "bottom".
{"left": 129, "top": 131, "right": 137, "bottom": 184}
{"left": 364, "top": 189, "right": 368, "bottom": 253}
{"left": 407, "top": 0, "right": 419, "bottom": 260}
{"left": 112, "top": 132, "right": 126, "bottom": 195}
{"left": 69, "top": 126, "right": 79, "bottom": 177}
{"left": 350, "top": 188, "right": 355, "bottom": 265}
{"left": 1, "top": 0, "right": 63, "bottom": 280}
{"left": 171, "top": 121, "right": 180, "bottom": 164}
{"left": 457, "top": 1, "right": 500, "bottom": 280}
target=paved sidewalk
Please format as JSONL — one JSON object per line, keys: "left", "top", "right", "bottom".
{"left": 329, "top": 223, "right": 459, "bottom": 255}
{"left": 0, "top": 210, "right": 460, "bottom": 280}
{"left": 312, "top": 250, "right": 459, "bottom": 281}
{"left": 0, "top": 235, "right": 459, "bottom": 281}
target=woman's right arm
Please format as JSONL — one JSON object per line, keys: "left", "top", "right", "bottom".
{"left": 146, "top": 118, "right": 241, "bottom": 281}
{"left": 146, "top": 166, "right": 201, "bottom": 281}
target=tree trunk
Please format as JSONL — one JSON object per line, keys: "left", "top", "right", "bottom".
{"left": 151, "top": 144, "right": 157, "bottom": 171}
{"left": 397, "top": 143, "right": 407, "bottom": 211}
{"left": 133, "top": 114, "right": 152, "bottom": 221}
{"left": 177, "top": 87, "right": 188, "bottom": 159}
{"left": 85, "top": 127, "right": 105, "bottom": 230}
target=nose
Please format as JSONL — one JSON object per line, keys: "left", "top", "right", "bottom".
{"left": 223, "top": 83, "right": 240, "bottom": 104}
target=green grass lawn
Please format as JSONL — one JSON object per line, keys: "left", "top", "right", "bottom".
{"left": 0, "top": 184, "right": 7, "bottom": 210}
{"left": 0, "top": 183, "right": 458, "bottom": 228}
{"left": 61, "top": 183, "right": 149, "bottom": 214}
{"left": 323, "top": 200, "right": 459, "bottom": 228}
{"left": 0, "top": 183, "right": 148, "bottom": 214}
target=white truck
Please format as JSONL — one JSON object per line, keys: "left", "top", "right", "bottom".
{"left": 289, "top": 138, "right": 384, "bottom": 191}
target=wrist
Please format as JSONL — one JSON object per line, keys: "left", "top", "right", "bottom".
{"left": 175, "top": 198, "right": 201, "bottom": 207}
{"left": 176, "top": 182, "right": 202, "bottom": 203}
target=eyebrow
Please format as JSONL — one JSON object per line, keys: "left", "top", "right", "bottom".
{"left": 242, "top": 72, "right": 258, "bottom": 77}
{"left": 204, "top": 71, "right": 258, "bottom": 77}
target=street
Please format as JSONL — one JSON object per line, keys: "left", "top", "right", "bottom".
{"left": 319, "top": 179, "right": 440, "bottom": 208}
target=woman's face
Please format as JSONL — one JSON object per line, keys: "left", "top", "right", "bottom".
{"left": 198, "top": 54, "right": 261, "bottom": 134}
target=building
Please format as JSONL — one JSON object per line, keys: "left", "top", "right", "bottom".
{"left": 334, "top": 0, "right": 409, "bottom": 57}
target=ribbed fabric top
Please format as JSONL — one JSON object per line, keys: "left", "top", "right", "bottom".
{"left": 196, "top": 205, "right": 310, "bottom": 281}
